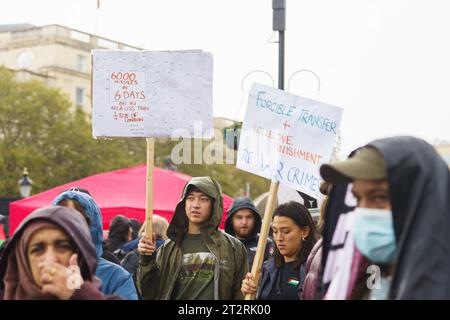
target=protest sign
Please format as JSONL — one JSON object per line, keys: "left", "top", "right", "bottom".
{"left": 92, "top": 49, "right": 213, "bottom": 138}
{"left": 238, "top": 83, "right": 342, "bottom": 299}
{"left": 92, "top": 49, "right": 214, "bottom": 238}
{"left": 237, "top": 83, "right": 343, "bottom": 199}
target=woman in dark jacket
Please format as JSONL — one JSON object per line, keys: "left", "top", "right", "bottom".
{"left": 0, "top": 206, "right": 122, "bottom": 300}
{"left": 241, "top": 201, "right": 318, "bottom": 300}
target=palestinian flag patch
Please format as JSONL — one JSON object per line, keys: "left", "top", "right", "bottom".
{"left": 287, "top": 278, "right": 299, "bottom": 286}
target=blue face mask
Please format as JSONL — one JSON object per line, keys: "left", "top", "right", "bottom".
{"left": 353, "top": 207, "right": 397, "bottom": 264}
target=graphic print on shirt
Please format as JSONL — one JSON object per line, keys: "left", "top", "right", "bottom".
{"left": 181, "top": 252, "right": 215, "bottom": 280}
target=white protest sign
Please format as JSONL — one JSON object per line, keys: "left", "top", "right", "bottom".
{"left": 237, "top": 83, "right": 343, "bottom": 198}
{"left": 92, "top": 50, "right": 213, "bottom": 138}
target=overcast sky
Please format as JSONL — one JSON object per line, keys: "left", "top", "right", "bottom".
{"left": 2, "top": 0, "right": 450, "bottom": 157}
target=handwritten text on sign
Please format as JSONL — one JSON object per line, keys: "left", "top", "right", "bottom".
{"left": 109, "top": 71, "right": 147, "bottom": 125}
{"left": 236, "top": 83, "right": 343, "bottom": 198}
{"left": 92, "top": 50, "right": 213, "bottom": 138}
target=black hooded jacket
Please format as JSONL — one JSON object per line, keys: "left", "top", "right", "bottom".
{"left": 225, "top": 198, "right": 274, "bottom": 271}
{"left": 365, "top": 136, "right": 450, "bottom": 299}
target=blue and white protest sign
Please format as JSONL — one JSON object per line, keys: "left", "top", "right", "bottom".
{"left": 237, "top": 83, "right": 343, "bottom": 198}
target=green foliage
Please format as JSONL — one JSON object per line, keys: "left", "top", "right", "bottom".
{"left": 0, "top": 66, "right": 269, "bottom": 199}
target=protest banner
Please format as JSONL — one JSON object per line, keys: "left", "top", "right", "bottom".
{"left": 238, "top": 82, "right": 343, "bottom": 299}
{"left": 237, "top": 82, "right": 343, "bottom": 198}
{"left": 92, "top": 50, "right": 213, "bottom": 238}
{"left": 92, "top": 50, "right": 213, "bottom": 138}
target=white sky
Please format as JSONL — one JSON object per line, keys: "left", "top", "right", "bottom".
{"left": 2, "top": 0, "right": 450, "bottom": 157}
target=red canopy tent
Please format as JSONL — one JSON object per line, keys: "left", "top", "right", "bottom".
{"left": 9, "top": 165, "right": 233, "bottom": 236}
{"left": 0, "top": 225, "right": 5, "bottom": 242}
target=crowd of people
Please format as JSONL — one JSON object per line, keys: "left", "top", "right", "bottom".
{"left": 0, "top": 135, "right": 449, "bottom": 300}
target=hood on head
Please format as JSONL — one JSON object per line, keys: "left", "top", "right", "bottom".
{"left": 364, "top": 136, "right": 450, "bottom": 299}
{"left": 0, "top": 206, "right": 97, "bottom": 286}
{"left": 53, "top": 190, "right": 104, "bottom": 258}
{"left": 224, "top": 197, "right": 261, "bottom": 237}
{"left": 167, "top": 177, "right": 223, "bottom": 244}
{"left": 366, "top": 136, "right": 448, "bottom": 241}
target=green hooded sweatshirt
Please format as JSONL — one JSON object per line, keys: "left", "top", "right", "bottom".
{"left": 137, "top": 176, "right": 248, "bottom": 300}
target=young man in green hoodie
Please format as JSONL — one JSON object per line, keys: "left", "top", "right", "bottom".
{"left": 137, "top": 176, "right": 248, "bottom": 300}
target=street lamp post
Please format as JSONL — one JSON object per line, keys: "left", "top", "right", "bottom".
{"left": 18, "top": 167, "right": 33, "bottom": 198}
{"left": 273, "top": 0, "right": 286, "bottom": 90}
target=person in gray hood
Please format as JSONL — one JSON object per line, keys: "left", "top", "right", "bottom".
{"left": 225, "top": 197, "right": 275, "bottom": 271}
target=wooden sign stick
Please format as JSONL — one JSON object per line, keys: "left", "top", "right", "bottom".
{"left": 245, "top": 180, "right": 280, "bottom": 300}
{"left": 144, "top": 138, "right": 155, "bottom": 243}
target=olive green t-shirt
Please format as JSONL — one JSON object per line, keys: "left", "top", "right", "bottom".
{"left": 171, "top": 233, "right": 216, "bottom": 300}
